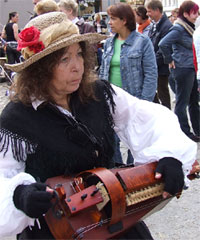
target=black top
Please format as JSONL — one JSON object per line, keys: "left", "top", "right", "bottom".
{"left": 0, "top": 80, "right": 116, "bottom": 182}
{"left": 5, "top": 22, "right": 16, "bottom": 41}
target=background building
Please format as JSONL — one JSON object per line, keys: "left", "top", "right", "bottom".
{"left": 0, "top": 0, "right": 34, "bottom": 32}
{"left": 0, "top": 0, "right": 199, "bottom": 32}
{"left": 127, "top": 0, "right": 199, "bottom": 15}
{"left": 0, "top": 0, "right": 120, "bottom": 31}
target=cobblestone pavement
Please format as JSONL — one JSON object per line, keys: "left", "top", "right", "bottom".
{"left": 0, "top": 82, "right": 199, "bottom": 240}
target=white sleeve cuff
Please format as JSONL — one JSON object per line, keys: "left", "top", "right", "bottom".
{"left": 0, "top": 172, "right": 36, "bottom": 237}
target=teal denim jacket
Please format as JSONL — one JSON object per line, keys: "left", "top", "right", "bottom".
{"left": 159, "top": 23, "right": 195, "bottom": 69}
{"left": 99, "top": 31, "right": 158, "bottom": 101}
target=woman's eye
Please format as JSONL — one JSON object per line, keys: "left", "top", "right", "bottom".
{"left": 60, "top": 57, "right": 69, "bottom": 63}
{"left": 78, "top": 51, "right": 83, "bottom": 57}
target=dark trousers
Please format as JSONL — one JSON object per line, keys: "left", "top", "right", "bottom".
{"left": 154, "top": 75, "right": 171, "bottom": 109}
{"left": 6, "top": 45, "right": 21, "bottom": 64}
{"left": 0, "top": 47, "right": 5, "bottom": 57}
{"left": 112, "top": 133, "right": 134, "bottom": 165}
{"left": 172, "top": 67, "right": 200, "bottom": 137}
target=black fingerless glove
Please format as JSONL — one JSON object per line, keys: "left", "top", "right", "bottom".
{"left": 13, "top": 182, "right": 53, "bottom": 218}
{"left": 156, "top": 157, "right": 184, "bottom": 195}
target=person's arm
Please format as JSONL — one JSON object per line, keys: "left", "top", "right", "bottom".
{"left": 158, "top": 28, "right": 180, "bottom": 65}
{"left": 0, "top": 143, "right": 36, "bottom": 237}
{"left": 153, "top": 21, "right": 172, "bottom": 67}
{"left": 193, "top": 28, "right": 200, "bottom": 91}
{"left": 98, "top": 39, "right": 109, "bottom": 80}
{"left": 110, "top": 84, "right": 197, "bottom": 175}
{"left": 140, "top": 37, "right": 158, "bottom": 101}
{"left": 12, "top": 23, "right": 19, "bottom": 41}
{"left": 1, "top": 25, "right": 7, "bottom": 39}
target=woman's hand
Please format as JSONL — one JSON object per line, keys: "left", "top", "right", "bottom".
{"left": 13, "top": 182, "right": 53, "bottom": 218}
{"left": 169, "top": 61, "right": 175, "bottom": 69}
{"left": 155, "top": 157, "right": 184, "bottom": 199}
{"left": 197, "top": 79, "right": 200, "bottom": 93}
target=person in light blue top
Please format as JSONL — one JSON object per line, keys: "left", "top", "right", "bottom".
{"left": 99, "top": 2, "right": 158, "bottom": 164}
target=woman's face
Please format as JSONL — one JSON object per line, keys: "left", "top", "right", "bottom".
{"left": 184, "top": 11, "right": 199, "bottom": 24}
{"left": 108, "top": 15, "right": 126, "bottom": 33}
{"left": 96, "top": 15, "right": 101, "bottom": 22}
{"left": 135, "top": 13, "right": 143, "bottom": 25}
{"left": 50, "top": 43, "right": 84, "bottom": 97}
{"left": 12, "top": 14, "right": 19, "bottom": 23}
{"left": 59, "top": 6, "right": 71, "bottom": 19}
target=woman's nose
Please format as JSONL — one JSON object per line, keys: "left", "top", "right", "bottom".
{"left": 71, "top": 58, "right": 82, "bottom": 71}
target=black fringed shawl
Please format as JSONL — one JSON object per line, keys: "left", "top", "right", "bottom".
{"left": 0, "top": 80, "right": 116, "bottom": 182}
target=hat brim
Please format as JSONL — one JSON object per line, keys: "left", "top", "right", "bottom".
{"left": 5, "top": 33, "right": 107, "bottom": 72}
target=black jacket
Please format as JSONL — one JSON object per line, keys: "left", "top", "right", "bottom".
{"left": 76, "top": 19, "right": 96, "bottom": 34}
{"left": 93, "top": 19, "right": 107, "bottom": 33}
{"left": 148, "top": 13, "right": 172, "bottom": 75}
{"left": 0, "top": 80, "right": 116, "bottom": 183}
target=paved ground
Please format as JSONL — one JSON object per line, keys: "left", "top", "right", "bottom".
{"left": 0, "top": 82, "right": 199, "bottom": 240}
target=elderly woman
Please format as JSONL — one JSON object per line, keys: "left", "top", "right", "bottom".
{"left": 34, "top": 0, "right": 59, "bottom": 15}
{"left": 0, "top": 12, "right": 197, "bottom": 240}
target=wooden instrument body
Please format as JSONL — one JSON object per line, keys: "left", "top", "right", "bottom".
{"left": 45, "top": 161, "right": 200, "bottom": 240}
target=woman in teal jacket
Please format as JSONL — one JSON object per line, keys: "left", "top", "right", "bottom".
{"left": 99, "top": 3, "right": 158, "bottom": 163}
{"left": 159, "top": 0, "right": 200, "bottom": 142}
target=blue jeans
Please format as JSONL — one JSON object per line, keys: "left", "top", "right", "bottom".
{"left": 172, "top": 67, "right": 200, "bottom": 137}
{"left": 112, "top": 134, "right": 134, "bottom": 164}
{"left": 97, "top": 47, "right": 103, "bottom": 67}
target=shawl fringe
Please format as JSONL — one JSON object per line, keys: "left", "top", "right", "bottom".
{"left": 0, "top": 128, "right": 37, "bottom": 162}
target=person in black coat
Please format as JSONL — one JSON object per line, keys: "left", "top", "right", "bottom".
{"left": 145, "top": 0, "right": 172, "bottom": 109}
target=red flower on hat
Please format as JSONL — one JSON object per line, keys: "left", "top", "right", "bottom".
{"left": 17, "top": 26, "right": 44, "bottom": 53}
{"left": 29, "top": 41, "right": 45, "bottom": 54}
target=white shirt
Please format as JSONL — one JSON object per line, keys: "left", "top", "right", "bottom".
{"left": 193, "top": 26, "right": 200, "bottom": 80}
{"left": 72, "top": 17, "right": 80, "bottom": 25}
{"left": 0, "top": 85, "right": 197, "bottom": 237}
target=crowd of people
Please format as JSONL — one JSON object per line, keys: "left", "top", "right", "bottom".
{"left": 0, "top": 0, "right": 199, "bottom": 239}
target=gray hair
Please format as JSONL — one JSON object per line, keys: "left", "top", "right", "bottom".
{"left": 57, "top": 0, "right": 78, "bottom": 16}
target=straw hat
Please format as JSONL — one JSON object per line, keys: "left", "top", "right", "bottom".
{"left": 5, "top": 12, "right": 107, "bottom": 72}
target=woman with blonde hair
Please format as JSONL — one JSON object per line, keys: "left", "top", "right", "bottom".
{"left": 34, "top": 0, "right": 59, "bottom": 15}
{"left": 93, "top": 12, "right": 107, "bottom": 34}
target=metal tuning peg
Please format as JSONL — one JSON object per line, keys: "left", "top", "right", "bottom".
{"left": 81, "top": 193, "right": 88, "bottom": 200}
{"left": 90, "top": 188, "right": 99, "bottom": 196}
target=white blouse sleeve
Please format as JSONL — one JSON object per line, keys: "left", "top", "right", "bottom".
{"left": 0, "top": 142, "right": 36, "bottom": 238}
{"left": 111, "top": 85, "right": 197, "bottom": 175}
{"left": 193, "top": 27, "right": 200, "bottom": 80}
